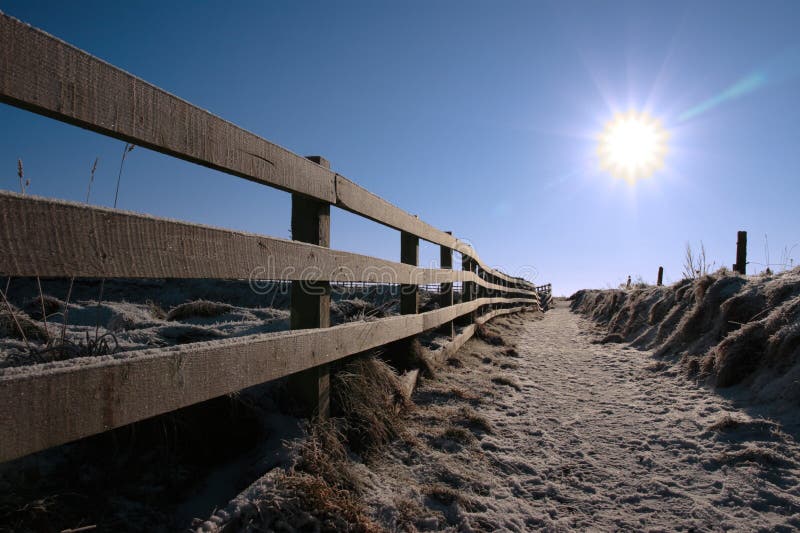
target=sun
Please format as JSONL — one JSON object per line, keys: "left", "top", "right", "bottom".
{"left": 598, "top": 111, "right": 668, "bottom": 183}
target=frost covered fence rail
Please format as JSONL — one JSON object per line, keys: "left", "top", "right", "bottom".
{"left": 0, "top": 13, "right": 545, "bottom": 463}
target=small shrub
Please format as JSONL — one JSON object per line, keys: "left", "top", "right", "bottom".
{"left": 423, "top": 484, "right": 481, "bottom": 512}
{"left": 491, "top": 375, "right": 521, "bottom": 391}
{"left": 455, "top": 406, "right": 493, "bottom": 434}
{"left": 166, "top": 300, "right": 231, "bottom": 321}
{"left": 476, "top": 323, "right": 506, "bottom": 346}
{"left": 446, "top": 357, "right": 463, "bottom": 368}
{"left": 146, "top": 300, "right": 167, "bottom": 320}
{"left": 22, "top": 295, "right": 63, "bottom": 320}
{"left": 441, "top": 425, "right": 475, "bottom": 445}
{"left": 444, "top": 387, "right": 480, "bottom": 403}
{"left": 332, "top": 357, "right": 410, "bottom": 455}
{"left": 503, "top": 346, "right": 520, "bottom": 357}
{"left": 709, "top": 415, "right": 743, "bottom": 432}
{"left": 0, "top": 309, "right": 49, "bottom": 342}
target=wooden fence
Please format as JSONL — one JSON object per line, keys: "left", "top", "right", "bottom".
{"left": 0, "top": 13, "right": 550, "bottom": 463}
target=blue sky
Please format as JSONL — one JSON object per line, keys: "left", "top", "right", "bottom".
{"left": 1, "top": 0, "right": 799, "bottom": 295}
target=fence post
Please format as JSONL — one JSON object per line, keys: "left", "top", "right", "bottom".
{"left": 735, "top": 231, "right": 747, "bottom": 275}
{"left": 476, "top": 266, "right": 485, "bottom": 316}
{"left": 438, "top": 232, "right": 454, "bottom": 339}
{"left": 289, "top": 155, "right": 331, "bottom": 418}
{"left": 383, "top": 231, "right": 421, "bottom": 369}
{"left": 400, "top": 232, "right": 419, "bottom": 315}
{"left": 460, "top": 255, "right": 476, "bottom": 325}
{"left": 657, "top": 266, "right": 664, "bottom": 286}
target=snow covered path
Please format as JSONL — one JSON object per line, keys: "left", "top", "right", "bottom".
{"left": 362, "top": 301, "right": 800, "bottom": 531}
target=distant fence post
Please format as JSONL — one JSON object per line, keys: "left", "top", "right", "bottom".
{"left": 657, "top": 266, "right": 663, "bottom": 286}
{"left": 289, "top": 155, "right": 332, "bottom": 418}
{"left": 438, "top": 231, "right": 454, "bottom": 339}
{"left": 734, "top": 231, "right": 747, "bottom": 275}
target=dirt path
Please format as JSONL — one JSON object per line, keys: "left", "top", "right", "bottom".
{"left": 362, "top": 302, "right": 800, "bottom": 531}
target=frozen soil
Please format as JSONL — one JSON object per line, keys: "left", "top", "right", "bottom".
{"left": 354, "top": 302, "right": 800, "bottom": 531}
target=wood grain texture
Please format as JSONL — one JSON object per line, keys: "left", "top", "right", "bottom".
{"left": 0, "top": 13, "right": 335, "bottom": 202}
{"left": 0, "top": 193, "right": 539, "bottom": 298}
{"left": 0, "top": 296, "right": 525, "bottom": 462}
{"left": 0, "top": 12, "right": 536, "bottom": 290}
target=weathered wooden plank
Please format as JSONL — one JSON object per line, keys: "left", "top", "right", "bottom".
{"left": 0, "top": 13, "right": 335, "bottom": 202}
{"left": 0, "top": 14, "right": 538, "bottom": 291}
{"left": 0, "top": 10, "right": 534, "bottom": 291}
{"left": 0, "top": 296, "right": 530, "bottom": 462}
{"left": 431, "top": 324, "right": 476, "bottom": 363}
{"left": 0, "top": 192, "right": 540, "bottom": 297}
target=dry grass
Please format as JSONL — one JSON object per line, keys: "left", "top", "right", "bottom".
{"left": 0, "top": 308, "right": 48, "bottom": 342}
{"left": 22, "top": 295, "right": 63, "bottom": 320}
{"left": 503, "top": 346, "right": 520, "bottom": 357}
{"left": 394, "top": 497, "right": 426, "bottom": 532}
{"left": 440, "top": 386, "right": 481, "bottom": 403}
{"left": 491, "top": 375, "right": 522, "bottom": 391}
{"left": 573, "top": 269, "right": 800, "bottom": 399}
{"left": 455, "top": 406, "right": 493, "bottom": 434}
{"left": 707, "top": 446, "right": 794, "bottom": 469}
{"left": 277, "top": 473, "right": 382, "bottom": 532}
{"left": 231, "top": 420, "right": 383, "bottom": 532}
{"left": 291, "top": 420, "right": 361, "bottom": 493}
{"left": 234, "top": 379, "right": 417, "bottom": 532}
{"left": 146, "top": 300, "right": 167, "bottom": 320}
{"left": 709, "top": 414, "right": 744, "bottom": 432}
{"left": 332, "top": 357, "right": 411, "bottom": 455}
{"left": 475, "top": 323, "right": 506, "bottom": 346}
{"left": 423, "top": 484, "right": 481, "bottom": 512}
{"left": 166, "top": 300, "right": 231, "bottom": 321}
{"left": 406, "top": 339, "right": 437, "bottom": 378}
{"left": 441, "top": 425, "right": 476, "bottom": 445}
{"left": 445, "top": 357, "right": 464, "bottom": 368}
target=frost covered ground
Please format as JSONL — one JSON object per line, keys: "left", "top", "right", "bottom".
{"left": 0, "top": 278, "right": 433, "bottom": 372}
{"left": 197, "top": 300, "right": 800, "bottom": 532}
{"left": 4, "top": 276, "right": 800, "bottom": 531}
{"left": 344, "top": 301, "right": 800, "bottom": 531}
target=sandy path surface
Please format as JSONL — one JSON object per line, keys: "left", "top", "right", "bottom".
{"left": 362, "top": 302, "right": 800, "bottom": 531}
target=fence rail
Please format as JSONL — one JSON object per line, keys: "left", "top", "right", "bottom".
{"left": 0, "top": 12, "right": 551, "bottom": 463}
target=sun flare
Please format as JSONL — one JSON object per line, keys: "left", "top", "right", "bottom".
{"left": 598, "top": 111, "right": 668, "bottom": 183}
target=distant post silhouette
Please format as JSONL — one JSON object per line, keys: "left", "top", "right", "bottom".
{"left": 657, "top": 266, "right": 663, "bottom": 286}
{"left": 734, "top": 231, "right": 747, "bottom": 275}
